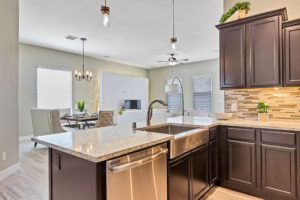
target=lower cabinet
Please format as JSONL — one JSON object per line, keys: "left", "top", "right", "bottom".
{"left": 209, "top": 139, "right": 218, "bottom": 185}
{"left": 219, "top": 126, "right": 299, "bottom": 200}
{"left": 168, "top": 144, "right": 209, "bottom": 200}
{"left": 227, "top": 140, "right": 256, "bottom": 188}
{"left": 191, "top": 145, "right": 209, "bottom": 200}
{"left": 168, "top": 154, "right": 191, "bottom": 200}
{"left": 261, "top": 144, "right": 296, "bottom": 199}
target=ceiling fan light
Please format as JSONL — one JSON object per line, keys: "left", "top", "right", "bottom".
{"left": 169, "top": 61, "right": 176, "bottom": 66}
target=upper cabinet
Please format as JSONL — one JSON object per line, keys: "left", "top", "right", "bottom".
{"left": 283, "top": 19, "right": 300, "bottom": 86}
{"left": 216, "top": 8, "right": 288, "bottom": 90}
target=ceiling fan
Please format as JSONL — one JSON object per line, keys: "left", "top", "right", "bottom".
{"left": 156, "top": 54, "right": 189, "bottom": 66}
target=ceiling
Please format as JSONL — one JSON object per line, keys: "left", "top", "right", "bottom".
{"left": 19, "top": 0, "right": 223, "bottom": 68}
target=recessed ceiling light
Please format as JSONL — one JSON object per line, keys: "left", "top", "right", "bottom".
{"left": 66, "top": 35, "right": 78, "bottom": 40}
{"left": 193, "top": 32, "right": 201, "bottom": 35}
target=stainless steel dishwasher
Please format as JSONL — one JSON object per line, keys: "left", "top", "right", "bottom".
{"left": 106, "top": 143, "right": 168, "bottom": 200}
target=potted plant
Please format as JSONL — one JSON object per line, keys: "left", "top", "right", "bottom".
{"left": 76, "top": 101, "right": 86, "bottom": 114}
{"left": 257, "top": 102, "right": 270, "bottom": 121}
{"left": 219, "top": 2, "right": 251, "bottom": 24}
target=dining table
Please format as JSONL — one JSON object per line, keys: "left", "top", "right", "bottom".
{"left": 61, "top": 115, "right": 98, "bottom": 129}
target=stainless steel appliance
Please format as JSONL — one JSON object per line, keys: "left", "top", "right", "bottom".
{"left": 106, "top": 143, "right": 168, "bottom": 200}
{"left": 137, "top": 124, "right": 209, "bottom": 159}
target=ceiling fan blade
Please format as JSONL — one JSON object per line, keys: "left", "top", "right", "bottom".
{"left": 178, "top": 58, "right": 189, "bottom": 62}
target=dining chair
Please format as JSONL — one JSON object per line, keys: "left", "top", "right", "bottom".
{"left": 94, "top": 110, "right": 115, "bottom": 128}
{"left": 31, "top": 109, "right": 66, "bottom": 147}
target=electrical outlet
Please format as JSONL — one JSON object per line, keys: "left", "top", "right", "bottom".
{"left": 2, "top": 152, "right": 6, "bottom": 161}
{"left": 231, "top": 103, "right": 237, "bottom": 112}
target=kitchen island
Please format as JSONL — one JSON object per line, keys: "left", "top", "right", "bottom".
{"left": 33, "top": 116, "right": 300, "bottom": 200}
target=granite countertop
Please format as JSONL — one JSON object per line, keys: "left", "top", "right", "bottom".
{"left": 32, "top": 123, "right": 174, "bottom": 163}
{"left": 162, "top": 116, "right": 300, "bottom": 132}
{"left": 32, "top": 116, "right": 300, "bottom": 163}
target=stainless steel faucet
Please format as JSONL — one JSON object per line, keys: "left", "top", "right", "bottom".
{"left": 147, "top": 100, "right": 168, "bottom": 126}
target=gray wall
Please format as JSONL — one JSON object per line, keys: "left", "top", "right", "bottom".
{"left": 19, "top": 43, "right": 148, "bottom": 137}
{"left": 0, "top": 0, "right": 19, "bottom": 172}
{"left": 224, "top": 0, "right": 300, "bottom": 20}
{"left": 149, "top": 59, "right": 224, "bottom": 113}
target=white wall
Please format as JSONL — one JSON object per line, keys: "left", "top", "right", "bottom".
{"left": 0, "top": 0, "right": 19, "bottom": 172}
{"left": 149, "top": 59, "right": 224, "bottom": 113}
{"left": 100, "top": 72, "right": 149, "bottom": 111}
{"left": 19, "top": 43, "right": 148, "bottom": 137}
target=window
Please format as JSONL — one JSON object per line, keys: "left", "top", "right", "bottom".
{"left": 37, "top": 67, "right": 72, "bottom": 109}
{"left": 193, "top": 75, "right": 212, "bottom": 113}
{"left": 166, "top": 78, "right": 182, "bottom": 111}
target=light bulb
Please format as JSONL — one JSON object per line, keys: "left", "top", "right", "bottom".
{"left": 169, "top": 61, "right": 176, "bottom": 66}
{"left": 103, "top": 13, "right": 110, "bottom": 28}
{"left": 75, "top": 70, "right": 78, "bottom": 75}
{"left": 171, "top": 42, "right": 176, "bottom": 51}
{"left": 90, "top": 72, "right": 93, "bottom": 77}
{"left": 86, "top": 70, "right": 89, "bottom": 75}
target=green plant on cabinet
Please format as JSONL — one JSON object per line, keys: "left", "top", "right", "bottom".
{"left": 219, "top": 1, "right": 251, "bottom": 24}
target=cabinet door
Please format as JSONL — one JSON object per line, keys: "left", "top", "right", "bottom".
{"left": 168, "top": 154, "right": 191, "bottom": 200}
{"left": 284, "top": 24, "right": 300, "bottom": 86}
{"left": 220, "top": 24, "right": 246, "bottom": 89}
{"left": 262, "top": 144, "right": 296, "bottom": 199}
{"left": 227, "top": 140, "right": 256, "bottom": 188}
{"left": 191, "top": 144, "right": 209, "bottom": 200}
{"left": 246, "top": 16, "right": 281, "bottom": 87}
{"left": 209, "top": 139, "right": 218, "bottom": 185}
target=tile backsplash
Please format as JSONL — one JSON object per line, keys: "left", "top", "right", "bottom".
{"left": 225, "top": 87, "right": 300, "bottom": 120}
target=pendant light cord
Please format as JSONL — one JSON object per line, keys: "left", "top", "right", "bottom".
{"left": 172, "top": 0, "right": 175, "bottom": 38}
{"left": 82, "top": 39, "right": 85, "bottom": 74}
{"left": 104, "top": 0, "right": 107, "bottom": 6}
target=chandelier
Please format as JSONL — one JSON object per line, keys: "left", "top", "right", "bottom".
{"left": 74, "top": 38, "right": 92, "bottom": 82}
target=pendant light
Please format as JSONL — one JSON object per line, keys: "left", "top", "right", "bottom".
{"left": 101, "top": 0, "right": 110, "bottom": 28}
{"left": 74, "top": 38, "right": 92, "bottom": 82}
{"left": 170, "top": 0, "right": 177, "bottom": 51}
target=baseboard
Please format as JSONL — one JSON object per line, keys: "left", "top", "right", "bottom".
{"left": 0, "top": 162, "right": 20, "bottom": 182}
{"left": 19, "top": 135, "right": 33, "bottom": 142}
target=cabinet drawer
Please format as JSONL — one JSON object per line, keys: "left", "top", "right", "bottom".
{"left": 228, "top": 128, "right": 256, "bottom": 141}
{"left": 209, "top": 127, "right": 217, "bottom": 141}
{"left": 261, "top": 130, "right": 296, "bottom": 146}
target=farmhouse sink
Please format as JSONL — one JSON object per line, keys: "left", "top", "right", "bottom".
{"left": 136, "top": 124, "right": 198, "bottom": 135}
{"left": 137, "top": 123, "right": 209, "bottom": 159}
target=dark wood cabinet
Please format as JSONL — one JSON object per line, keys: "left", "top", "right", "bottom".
{"left": 261, "top": 144, "right": 296, "bottom": 199}
{"left": 220, "top": 24, "right": 246, "bottom": 89}
{"left": 191, "top": 145, "right": 209, "bottom": 200}
{"left": 246, "top": 16, "right": 281, "bottom": 87}
{"left": 283, "top": 19, "right": 300, "bottom": 86}
{"left": 227, "top": 140, "right": 256, "bottom": 188}
{"left": 49, "top": 149, "right": 105, "bottom": 200}
{"left": 168, "top": 154, "right": 191, "bottom": 200}
{"left": 168, "top": 144, "right": 209, "bottom": 200}
{"left": 216, "top": 8, "right": 287, "bottom": 90}
{"left": 218, "top": 126, "right": 299, "bottom": 199}
{"left": 209, "top": 139, "right": 218, "bottom": 185}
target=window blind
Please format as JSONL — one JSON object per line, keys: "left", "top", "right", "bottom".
{"left": 193, "top": 75, "right": 212, "bottom": 113}
{"left": 166, "top": 78, "right": 182, "bottom": 111}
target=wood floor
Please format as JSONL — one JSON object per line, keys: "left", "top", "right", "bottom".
{"left": 0, "top": 140, "right": 263, "bottom": 200}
